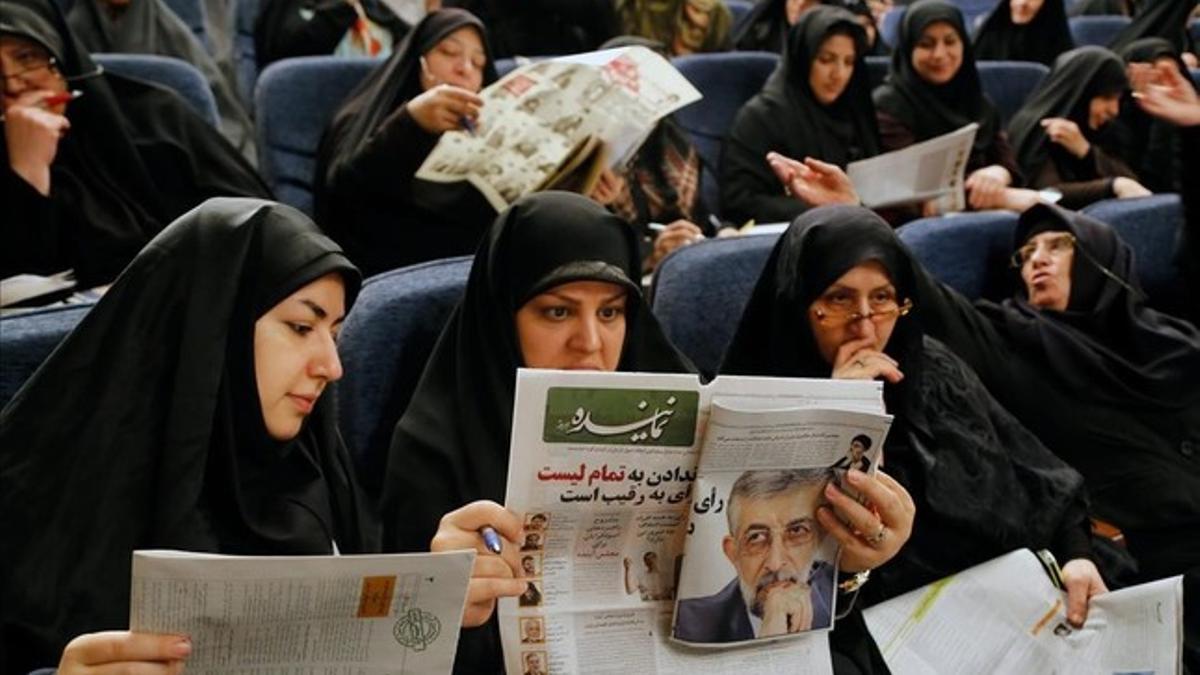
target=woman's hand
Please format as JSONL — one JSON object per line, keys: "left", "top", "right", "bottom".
{"left": 430, "top": 500, "right": 527, "bottom": 628}
{"left": 5, "top": 90, "right": 70, "bottom": 196}
{"left": 1040, "top": 117, "right": 1090, "bottom": 158}
{"left": 1061, "top": 558, "right": 1107, "bottom": 627}
{"left": 1132, "top": 60, "right": 1200, "bottom": 126}
{"left": 407, "top": 84, "right": 482, "bottom": 134}
{"left": 965, "top": 165, "right": 1012, "bottom": 210}
{"left": 817, "top": 469, "right": 915, "bottom": 573}
{"left": 1112, "top": 176, "right": 1151, "bottom": 199}
{"left": 831, "top": 336, "right": 904, "bottom": 384}
{"left": 767, "top": 152, "right": 860, "bottom": 207}
{"left": 588, "top": 167, "right": 626, "bottom": 206}
{"left": 58, "top": 631, "right": 191, "bottom": 675}
{"left": 646, "top": 220, "right": 704, "bottom": 269}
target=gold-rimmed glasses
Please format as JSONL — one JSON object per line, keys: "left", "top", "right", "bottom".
{"left": 812, "top": 293, "right": 913, "bottom": 326}
{"left": 1011, "top": 232, "right": 1076, "bottom": 268}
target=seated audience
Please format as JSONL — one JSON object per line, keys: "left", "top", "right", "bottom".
{"left": 255, "top": 0, "right": 409, "bottom": 67}
{"left": 720, "top": 205, "right": 1109, "bottom": 617}
{"left": 722, "top": 5, "right": 879, "bottom": 224}
{"left": 1, "top": 0, "right": 269, "bottom": 289}
{"left": 734, "top": 0, "right": 821, "bottom": 52}
{"left": 617, "top": 0, "right": 733, "bottom": 56}
{"left": 0, "top": 198, "right": 375, "bottom": 674}
{"left": 1108, "top": 0, "right": 1198, "bottom": 65}
{"left": 973, "top": 0, "right": 1073, "bottom": 66}
{"left": 1007, "top": 46, "right": 1150, "bottom": 209}
{"left": 873, "top": 0, "right": 1024, "bottom": 217}
{"left": 1112, "top": 38, "right": 1192, "bottom": 192}
{"left": 446, "top": 0, "right": 620, "bottom": 57}
{"left": 313, "top": 8, "right": 496, "bottom": 277}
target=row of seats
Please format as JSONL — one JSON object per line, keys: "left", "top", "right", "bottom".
{"left": 1, "top": 194, "right": 1185, "bottom": 499}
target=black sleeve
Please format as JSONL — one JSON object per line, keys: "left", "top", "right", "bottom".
{"left": 255, "top": 0, "right": 358, "bottom": 67}
{"left": 720, "top": 107, "right": 811, "bottom": 225}
{"left": 321, "top": 103, "right": 439, "bottom": 205}
{"left": 2, "top": 168, "right": 63, "bottom": 279}
{"left": 1177, "top": 125, "right": 1200, "bottom": 315}
{"left": 1050, "top": 501, "right": 1095, "bottom": 564}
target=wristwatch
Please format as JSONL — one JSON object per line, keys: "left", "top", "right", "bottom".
{"left": 838, "top": 569, "right": 871, "bottom": 594}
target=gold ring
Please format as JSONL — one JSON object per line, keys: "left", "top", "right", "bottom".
{"left": 865, "top": 523, "right": 887, "bottom": 547}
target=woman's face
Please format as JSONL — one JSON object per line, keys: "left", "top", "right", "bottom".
{"left": 254, "top": 273, "right": 347, "bottom": 441}
{"left": 1017, "top": 231, "right": 1074, "bottom": 311}
{"left": 1009, "top": 0, "right": 1044, "bottom": 25}
{"left": 911, "top": 20, "right": 963, "bottom": 86}
{"left": 809, "top": 33, "right": 857, "bottom": 106}
{"left": 1087, "top": 93, "right": 1122, "bottom": 129}
{"left": 0, "top": 35, "right": 68, "bottom": 113}
{"left": 420, "top": 26, "right": 486, "bottom": 93}
{"left": 515, "top": 280, "right": 627, "bottom": 371}
{"left": 806, "top": 261, "right": 901, "bottom": 365}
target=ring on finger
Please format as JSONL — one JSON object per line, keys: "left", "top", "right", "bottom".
{"left": 854, "top": 359, "right": 866, "bottom": 368}
{"left": 864, "top": 522, "right": 887, "bottom": 547}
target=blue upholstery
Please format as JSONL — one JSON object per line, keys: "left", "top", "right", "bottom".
{"left": 1069, "top": 15, "right": 1131, "bottom": 47}
{"left": 649, "top": 233, "right": 781, "bottom": 377}
{"left": 897, "top": 210, "right": 1019, "bottom": 302}
{"left": 254, "top": 56, "right": 377, "bottom": 214}
{"left": 1192, "top": 68, "right": 1200, "bottom": 88}
{"left": 950, "top": 0, "right": 998, "bottom": 27}
{"left": 234, "top": 0, "right": 261, "bottom": 107}
{"left": 337, "top": 257, "right": 472, "bottom": 499}
{"left": 866, "top": 55, "right": 889, "bottom": 90}
{"left": 726, "top": 0, "right": 754, "bottom": 31}
{"left": 880, "top": 6, "right": 904, "bottom": 49}
{"left": 94, "top": 53, "right": 220, "bottom": 127}
{"left": 671, "top": 52, "right": 779, "bottom": 218}
{"left": 1082, "top": 194, "right": 1186, "bottom": 312}
{"left": 161, "top": 0, "right": 211, "bottom": 51}
{"left": 977, "top": 61, "right": 1049, "bottom": 126}
{"left": 0, "top": 304, "right": 93, "bottom": 409}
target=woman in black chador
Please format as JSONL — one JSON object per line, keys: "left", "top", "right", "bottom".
{"left": 973, "top": 0, "right": 1074, "bottom": 66}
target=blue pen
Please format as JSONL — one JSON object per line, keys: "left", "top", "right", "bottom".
{"left": 460, "top": 116, "right": 477, "bottom": 136}
{"left": 479, "top": 525, "right": 502, "bottom": 554}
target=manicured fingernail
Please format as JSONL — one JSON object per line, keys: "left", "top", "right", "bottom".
{"left": 172, "top": 637, "right": 192, "bottom": 658}
{"left": 825, "top": 483, "right": 839, "bottom": 497}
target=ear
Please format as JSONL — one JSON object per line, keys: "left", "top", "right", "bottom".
{"left": 722, "top": 535, "right": 737, "bottom": 567}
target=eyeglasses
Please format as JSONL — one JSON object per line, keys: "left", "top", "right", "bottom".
{"left": 738, "top": 519, "right": 818, "bottom": 556}
{"left": 1011, "top": 233, "right": 1076, "bottom": 268}
{"left": 2, "top": 54, "right": 58, "bottom": 84}
{"left": 813, "top": 293, "right": 913, "bottom": 326}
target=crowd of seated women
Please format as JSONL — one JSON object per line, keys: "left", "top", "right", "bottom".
{"left": 2, "top": 0, "right": 1198, "bottom": 673}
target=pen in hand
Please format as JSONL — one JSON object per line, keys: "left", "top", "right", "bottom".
{"left": 479, "top": 525, "right": 502, "bottom": 554}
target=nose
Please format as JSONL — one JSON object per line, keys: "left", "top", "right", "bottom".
{"left": 764, "top": 533, "right": 789, "bottom": 572}
{"left": 568, "top": 315, "right": 603, "bottom": 356}
{"left": 310, "top": 333, "right": 344, "bottom": 382}
{"left": 844, "top": 298, "right": 879, "bottom": 338}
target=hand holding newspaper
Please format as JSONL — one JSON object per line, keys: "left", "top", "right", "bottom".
{"left": 847, "top": 123, "right": 979, "bottom": 212}
{"left": 129, "top": 549, "right": 475, "bottom": 674}
{"left": 416, "top": 47, "right": 701, "bottom": 211}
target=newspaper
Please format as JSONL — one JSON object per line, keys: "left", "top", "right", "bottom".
{"left": 0, "top": 270, "right": 75, "bottom": 307}
{"left": 129, "top": 549, "right": 475, "bottom": 674}
{"left": 847, "top": 122, "right": 979, "bottom": 212}
{"left": 416, "top": 46, "right": 701, "bottom": 211}
{"left": 499, "top": 369, "right": 889, "bottom": 674}
{"left": 863, "top": 549, "right": 1184, "bottom": 674}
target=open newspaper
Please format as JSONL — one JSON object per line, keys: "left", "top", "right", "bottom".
{"left": 129, "top": 549, "right": 475, "bottom": 674}
{"left": 863, "top": 549, "right": 1184, "bottom": 674}
{"left": 416, "top": 47, "right": 701, "bottom": 211}
{"left": 847, "top": 122, "right": 979, "bottom": 212}
{"left": 499, "top": 369, "right": 891, "bottom": 674}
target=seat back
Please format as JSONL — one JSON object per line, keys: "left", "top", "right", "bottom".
{"left": 1081, "top": 194, "right": 1186, "bottom": 313}
{"left": 0, "top": 304, "right": 93, "bottom": 409}
{"left": 896, "top": 210, "right": 1020, "bottom": 302}
{"left": 726, "top": 0, "right": 754, "bottom": 31}
{"left": 337, "top": 257, "right": 472, "bottom": 500}
{"left": 671, "top": 52, "right": 779, "bottom": 218}
{"left": 1068, "top": 15, "right": 1131, "bottom": 46}
{"left": 254, "top": 56, "right": 378, "bottom": 214}
{"left": 880, "top": 6, "right": 904, "bottom": 49}
{"left": 94, "top": 53, "right": 220, "bottom": 127}
{"left": 976, "top": 60, "right": 1050, "bottom": 126}
{"left": 649, "top": 233, "right": 781, "bottom": 377}
{"left": 233, "top": 0, "right": 261, "bottom": 107}
{"left": 866, "top": 54, "right": 889, "bottom": 90}
{"left": 161, "top": 0, "right": 211, "bottom": 51}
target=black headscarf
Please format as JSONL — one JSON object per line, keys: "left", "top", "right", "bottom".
{"left": 720, "top": 204, "right": 1090, "bottom": 602}
{"left": 445, "top": 0, "right": 619, "bottom": 57}
{"left": 1110, "top": 38, "right": 1192, "bottom": 192}
{"left": 733, "top": 0, "right": 886, "bottom": 54}
{"left": 0, "top": 199, "right": 374, "bottom": 673}
{"left": 973, "top": 0, "right": 1074, "bottom": 65}
{"left": 1007, "top": 46, "right": 1129, "bottom": 183}
{"left": 0, "top": 0, "right": 269, "bottom": 288}
{"left": 1108, "top": 0, "right": 1197, "bottom": 54}
{"left": 873, "top": 1, "right": 1001, "bottom": 158}
{"left": 254, "top": 0, "right": 407, "bottom": 68}
{"left": 721, "top": 6, "right": 880, "bottom": 223}
{"left": 978, "top": 203, "right": 1200, "bottom": 412}
{"left": 312, "top": 8, "right": 499, "bottom": 275}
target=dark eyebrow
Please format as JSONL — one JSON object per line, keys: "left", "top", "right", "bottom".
{"left": 297, "top": 298, "right": 347, "bottom": 325}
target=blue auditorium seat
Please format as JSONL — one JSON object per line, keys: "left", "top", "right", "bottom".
{"left": 726, "top": 0, "right": 754, "bottom": 31}
{"left": 896, "top": 210, "right": 1019, "bottom": 302}
{"left": 337, "top": 257, "right": 472, "bottom": 500}
{"left": 0, "top": 304, "right": 93, "bottom": 409}
{"left": 254, "top": 56, "right": 377, "bottom": 214}
{"left": 880, "top": 5, "right": 904, "bottom": 49}
{"left": 950, "top": 0, "right": 998, "bottom": 28}
{"left": 1082, "top": 194, "right": 1186, "bottom": 313}
{"left": 650, "top": 233, "right": 781, "bottom": 377}
{"left": 977, "top": 60, "right": 1049, "bottom": 126}
{"left": 234, "top": 0, "right": 261, "bottom": 107}
{"left": 866, "top": 54, "right": 889, "bottom": 89}
{"left": 161, "top": 0, "right": 211, "bottom": 51}
{"left": 1068, "top": 15, "right": 1131, "bottom": 46}
{"left": 671, "top": 51, "right": 779, "bottom": 218}
{"left": 94, "top": 53, "right": 220, "bottom": 127}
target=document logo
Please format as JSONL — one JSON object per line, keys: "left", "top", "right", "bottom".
{"left": 393, "top": 608, "right": 441, "bottom": 652}
{"left": 543, "top": 388, "right": 698, "bottom": 446}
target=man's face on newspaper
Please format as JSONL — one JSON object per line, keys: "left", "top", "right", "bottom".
{"left": 722, "top": 483, "right": 824, "bottom": 618}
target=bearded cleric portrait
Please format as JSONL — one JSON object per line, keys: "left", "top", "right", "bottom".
{"left": 673, "top": 469, "right": 836, "bottom": 644}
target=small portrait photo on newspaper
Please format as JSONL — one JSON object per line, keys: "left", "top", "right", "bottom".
{"left": 519, "top": 616, "right": 546, "bottom": 644}
{"left": 521, "top": 552, "right": 543, "bottom": 578}
{"left": 672, "top": 468, "right": 839, "bottom": 645}
{"left": 519, "top": 580, "right": 544, "bottom": 608}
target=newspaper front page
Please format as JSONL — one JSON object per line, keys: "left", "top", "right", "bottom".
{"left": 847, "top": 123, "right": 979, "bottom": 212}
{"left": 129, "top": 549, "right": 475, "bottom": 674}
{"left": 499, "top": 369, "right": 886, "bottom": 674}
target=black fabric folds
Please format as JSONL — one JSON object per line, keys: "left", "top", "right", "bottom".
{"left": 445, "top": 0, "right": 619, "bottom": 57}
{"left": 0, "top": 198, "right": 375, "bottom": 673}
{"left": 0, "top": 0, "right": 269, "bottom": 288}
{"left": 1108, "top": 0, "right": 1197, "bottom": 54}
{"left": 873, "top": 1, "right": 1001, "bottom": 157}
{"left": 254, "top": 0, "right": 407, "bottom": 67}
{"left": 973, "top": 0, "right": 1074, "bottom": 65}
{"left": 721, "top": 205, "right": 1093, "bottom": 603}
{"left": 313, "top": 8, "right": 500, "bottom": 276}
{"left": 721, "top": 5, "right": 880, "bottom": 224}
{"left": 1111, "top": 38, "right": 1192, "bottom": 192}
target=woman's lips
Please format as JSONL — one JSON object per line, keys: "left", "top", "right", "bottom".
{"left": 288, "top": 393, "right": 316, "bottom": 413}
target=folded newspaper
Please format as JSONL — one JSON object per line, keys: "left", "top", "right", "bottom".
{"left": 499, "top": 369, "right": 892, "bottom": 674}
{"left": 129, "top": 549, "right": 475, "bottom": 674}
{"left": 416, "top": 46, "right": 702, "bottom": 212}
{"left": 847, "top": 122, "right": 979, "bottom": 212}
